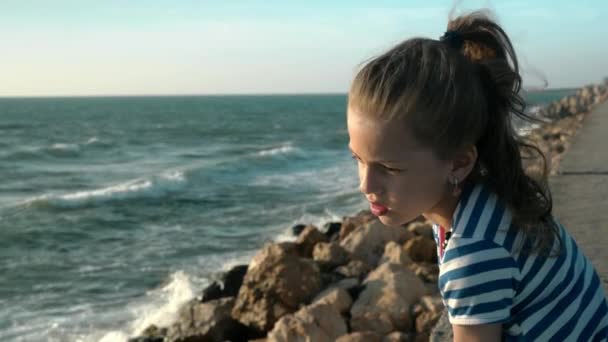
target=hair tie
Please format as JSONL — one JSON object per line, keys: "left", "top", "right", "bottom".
{"left": 440, "top": 30, "right": 464, "bottom": 50}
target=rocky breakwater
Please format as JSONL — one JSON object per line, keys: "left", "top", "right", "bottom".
{"left": 130, "top": 212, "right": 444, "bottom": 342}
{"left": 525, "top": 80, "right": 608, "bottom": 175}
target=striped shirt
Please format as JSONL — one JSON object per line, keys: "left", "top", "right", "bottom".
{"left": 431, "top": 181, "right": 608, "bottom": 340}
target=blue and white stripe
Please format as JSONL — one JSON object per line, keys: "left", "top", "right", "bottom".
{"left": 432, "top": 181, "right": 608, "bottom": 340}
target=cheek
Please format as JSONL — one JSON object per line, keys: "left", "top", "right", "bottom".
{"left": 356, "top": 162, "right": 364, "bottom": 178}
{"left": 389, "top": 169, "right": 446, "bottom": 208}
{"left": 375, "top": 166, "right": 448, "bottom": 226}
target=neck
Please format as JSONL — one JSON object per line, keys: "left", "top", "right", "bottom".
{"left": 422, "top": 191, "right": 460, "bottom": 231}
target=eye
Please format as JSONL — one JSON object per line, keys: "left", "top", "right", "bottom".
{"left": 382, "top": 165, "right": 403, "bottom": 173}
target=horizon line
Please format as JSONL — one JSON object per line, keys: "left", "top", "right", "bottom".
{"left": 0, "top": 86, "right": 582, "bottom": 99}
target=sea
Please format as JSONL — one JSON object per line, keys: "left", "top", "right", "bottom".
{"left": 0, "top": 88, "right": 576, "bottom": 341}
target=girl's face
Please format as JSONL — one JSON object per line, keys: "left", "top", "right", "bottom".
{"left": 347, "top": 107, "right": 453, "bottom": 227}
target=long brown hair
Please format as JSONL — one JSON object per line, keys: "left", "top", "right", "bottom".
{"left": 348, "top": 9, "right": 563, "bottom": 257}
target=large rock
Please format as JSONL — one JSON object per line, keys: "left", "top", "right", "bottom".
{"left": 403, "top": 236, "right": 437, "bottom": 263}
{"left": 232, "top": 242, "right": 322, "bottom": 332}
{"left": 419, "top": 295, "right": 444, "bottom": 314}
{"left": 423, "top": 282, "right": 440, "bottom": 296}
{"left": 291, "top": 224, "right": 307, "bottom": 236}
{"left": 339, "top": 210, "right": 377, "bottom": 241}
{"left": 246, "top": 242, "right": 297, "bottom": 271}
{"left": 313, "top": 241, "right": 350, "bottom": 270}
{"left": 201, "top": 264, "right": 248, "bottom": 302}
{"left": 350, "top": 262, "right": 426, "bottom": 334}
{"left": 336, "top": 331, "right": 384, "bottom": 342}
{"left": 416, "top": 310, "right": 443, "bottom": 335}
{"left": 380, "top": 241, "right": 413, "bottom": 266}
{"left": 165, "top": 297, "right": 248, "bottom": 342}
{"left": 340, "top": 221, "right": 412, "bottom": 268}
{"left": 267, "top": 302, "right": 347, "bottom": 342}
{"left": 312, "top": 287, "right": 353, "bottom": 315}
{"left": 320, "top": 271, "right": 347, "bottom": 289}
{"left": 323, "top": 222, "right": 342, "bottom": 241}
{"left": 383, "top": 331, "right": 414, "bottom": 341}
{"left": 406, "top": 222, "right": 434, "bottom": 241}
{"left": 334, "top": 260, "right": 372, "bottom": 280}
{"left": 296, "top": 225, "right": 328, "bottom": 258}
{"left": 407, "top": 262, "right": 440, "bottom": 284}
{"left": 337, "top": 276, "right": 361, "bottom": 287}
{"left": 324, "top": 277, "right": 360, "bottom": 293}
{"left": 129, "top": 325, "right": 166, "bottom": 342}
{"left": 317, "top": 277, "right": 362, "bottom": 303}
{"left": 429, "top": 309, "right": 453, "bottom": 342}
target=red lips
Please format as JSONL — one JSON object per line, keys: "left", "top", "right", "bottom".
{"left": 370, "top": 202, "right": 389, "bottom": 216}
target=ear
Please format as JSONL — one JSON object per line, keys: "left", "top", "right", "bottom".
{"left": 450, "top": 144, "right": 478, "bottom": 182}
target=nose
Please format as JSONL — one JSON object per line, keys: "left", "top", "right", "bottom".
{"left": 359, "top": 164, "right": 383, "bottom": 199}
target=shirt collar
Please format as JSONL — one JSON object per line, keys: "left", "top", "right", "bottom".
{"left": 452, "top": 180, "right": 510, "bottom": 239}
{"left": 432, "top": 180, "right": 494, "bottom": 237}
{"left": 450, "top": 180, "right": 480, "bottom": 236}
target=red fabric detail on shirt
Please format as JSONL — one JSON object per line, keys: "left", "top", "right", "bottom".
{"left": 439, "top": 225, "right": 445, "bottom": 260}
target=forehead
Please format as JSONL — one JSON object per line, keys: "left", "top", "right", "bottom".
{"left": 347, "top": 107, "right": 427, "bottom": 161}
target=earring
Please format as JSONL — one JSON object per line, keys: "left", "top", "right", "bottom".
{"left": 478, "top": 161, "right": 489, "bottom": 177}
{"left": 450, "top": 175, "right": 462, "bottom": 197}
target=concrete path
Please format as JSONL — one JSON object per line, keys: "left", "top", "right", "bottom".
{"left": 550, "top": 100, "right": 608, "bottom": 295}
{"left": 430, "top": 100, "right": 608, "bottom": 341}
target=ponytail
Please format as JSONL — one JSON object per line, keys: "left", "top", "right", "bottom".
{"left": 446, "top": 11, "right": 562, "bottom": 257}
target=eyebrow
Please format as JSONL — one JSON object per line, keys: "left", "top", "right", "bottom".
{"left": 348, "top": 146, "right": 406, "bottom": 164}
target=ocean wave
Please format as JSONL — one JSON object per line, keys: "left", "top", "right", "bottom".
{"left": 2, "top": 144, "right": 80, "bottom": 160}
{"left": 273, "top": 209, "right": 346, "bottom": 243}
{"left": 48, "top": 143, "right": 81, "bottom": 155}
{"left": 16, "top": 170, "right": 188, "bottom": 209}
{"left": 83, "top": 136, "right": 116, "bottom": 149}
{"left": 69, "top": 270, "right": 196, "bottom": 342}
{"left": 96, "top": 252, "right": 256, "bottom": 341}
{"left": 256, "top": 142, "right": 296, "bottom": 156}
{"left": 85, "top": 137, "right": 99, "bottom": 145}
{"left": 0, "top": 123, "right": 40, "bottom": 130}
{"left": 48, "top": 136, "right": 115, "bottom": 151}
{"left": 3, "top": 137, "right": 114, "bottom": 160}
{"left": 127, "top": 271, "right": 196, "bottom": 338}
{"left": 252, "top": 159, "right": 358, "bottom": 190}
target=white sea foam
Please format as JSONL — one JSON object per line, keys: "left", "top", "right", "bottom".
{"left": 516, "top": 122, "right": 541, "bottom": 137}
{"left": 85, "top": 137, "right": 99, "bottom": 145}
{"left": 274, "top": 208, "right": 346, "bottom": 243}
{"left": 50, "top": 143, "right": 81, "bottom": 152}
{"left": 256, "top": 142, "right": 296, "bottom": 156}
{"left": 95, "top": 250, "right": 261, "bottom": 341}
{"left": 42, "top": 143, "right": 82, "bottom": 157}
{"left": 16, "top": 170, "right": 187, "bottom": 209}
{"left": 526, "top": 104, "right": 543, "bottom": 116}
{"left": 92, "top": 270, "right": 195, "bottom": 342}
{"left": 252, "top": 160, "right": 358, "bottom": 191}
{"left": 129, "top": 271, "right": 196, "bottom": 336}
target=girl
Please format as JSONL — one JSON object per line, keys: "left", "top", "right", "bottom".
{"left": 346, "top": 9, "right": 608, "bottom": 341}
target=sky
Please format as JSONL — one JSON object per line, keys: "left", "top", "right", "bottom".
{"left": 1, "top": 0, "right": 607, "bottom": 96}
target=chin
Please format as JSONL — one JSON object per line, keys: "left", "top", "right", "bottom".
{"left": 378, "top": 212, "right": 420, "bottom": 228}
{"left": 377, "top": 213, "right": 408, "bottom": 227}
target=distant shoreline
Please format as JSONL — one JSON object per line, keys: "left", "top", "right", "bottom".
{"left": 0, "top": 88, "right": 580, "bottom": 100}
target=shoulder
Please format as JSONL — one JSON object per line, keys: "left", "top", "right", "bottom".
{"left": 439, "top": 236, "right": 520, "bottom": 325}
{"left": 440, "top": 236, "right": 520, "bottom": 285}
